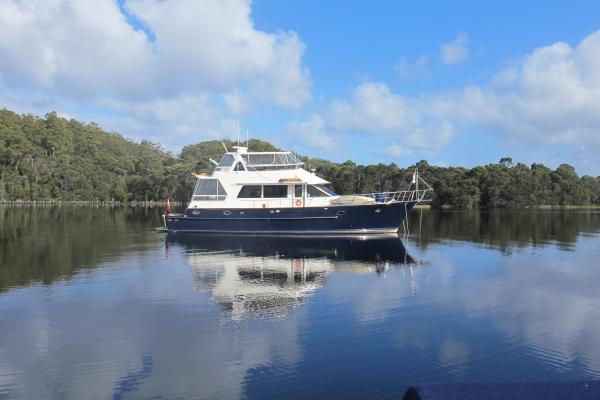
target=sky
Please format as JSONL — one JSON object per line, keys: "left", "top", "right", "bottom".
{"left": 1, "top": 0, "right": 600, "bottom": 174}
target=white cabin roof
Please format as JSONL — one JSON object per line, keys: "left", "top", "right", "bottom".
{"left": 186, "top": 145, "right": 335, "bottom": 209}
{"left": 212, "top": 167, "right": 329, "bottom": 185}
{"left": 211, "top": 146, "right": 327, "bottom": 185}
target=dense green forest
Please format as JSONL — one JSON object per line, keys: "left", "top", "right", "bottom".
{"left": 1, "top": 109, "right": 600, "bottom": 208}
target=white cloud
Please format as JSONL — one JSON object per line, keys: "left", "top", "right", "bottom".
{"left": 328, "top": 82, "right": 456, "bottom": 151}
{"left": 105, "top": 95, "right": 234, "bottom": 141}
{"left": 0, "top": 0, "right": 311, "bottom": 147}
{"left": 289, "top": 82, "right": 454, "bottom": 158}
{"left": 381, "top": 144, "right": 410, "bottom": 158}
{"left": 123, "top": 0, "right": 310, "bottom": 109}
{"left": 222, "top": 90, "right": 249, "bottom": 116}
{"left": 330, "top": 83, "right": 412, "bottom": 132}
{"left": 440, "top": 33, "right": 470, "bottom": 65}
{"left": 394, "top": 55, "right": 428, "bottom": 79}
{"left": 0, "top": 0, "right": 153, "bottom": 99}
{"left": 286, "top": 115, "right": 336, "bottom": 150}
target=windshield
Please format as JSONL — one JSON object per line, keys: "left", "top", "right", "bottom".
{"left": 307, "top": 185, "right": 334, "bottom": 197}
{"left": 241, "top": 152, "right": 303, "bottom": 168}
{"left": 320, "top": 186, "right": 337, "bottom": 196}
{"left": 193, "top": 179, "right": 227, "bottom": 201}
{"left": 218, "top": 154, "right": 235, "bottom": 167}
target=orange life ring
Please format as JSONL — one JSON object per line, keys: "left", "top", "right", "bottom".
{"left": 295, "top": 199, "right": 302, "bottom": 207}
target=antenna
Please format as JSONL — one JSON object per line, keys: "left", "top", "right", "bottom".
{"left": 220, "top": 139, "right": 228, "bottom": 152}
{"left": 415, "top": 168, "right": 419, "bottom": 195}
{"left": 237, "top": 120, "right": 240, "bottom": 147}
{"left": 246, "top": 129, "right": 249, "bottom": 147}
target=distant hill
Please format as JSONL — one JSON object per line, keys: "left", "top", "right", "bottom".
{"left": 1, "top": 108, "right": 599, "bottom": 207}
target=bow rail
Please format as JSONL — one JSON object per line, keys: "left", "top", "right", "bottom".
{"left": 336, "top": 169, "right": 433, "bottom": 205}
{"left": 362, "top": 189, "right": 431, "bottom": 204}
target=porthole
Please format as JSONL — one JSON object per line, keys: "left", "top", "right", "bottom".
{"left": 192, "top": 210, "right": 200, "bottom": 215}
{"left": 223, "top": 211, "right": 231, "bottom": 216}
{"left": 374, "top": 209, "right": 382, "bottom": 213}
{"left": 337, "top": 210, "right": 345, "bottom": 216}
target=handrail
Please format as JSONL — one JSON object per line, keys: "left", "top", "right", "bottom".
{"left": 349, "top": 170, "right": 434, "bottom": 204}
{"left": 348, "top": 188, "right": 432, "bottom": 204}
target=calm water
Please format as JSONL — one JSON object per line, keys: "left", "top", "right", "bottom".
{"left": 1, "top": 207, "right": 600, "bottom": 399}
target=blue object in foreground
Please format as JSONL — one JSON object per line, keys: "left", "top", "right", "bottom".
{"left": 403, "top": 381, "right": 600, "bottom": 400}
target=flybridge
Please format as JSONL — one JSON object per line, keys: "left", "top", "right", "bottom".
{"left": 216, "top": 147, "right": 304, "bottom": 171}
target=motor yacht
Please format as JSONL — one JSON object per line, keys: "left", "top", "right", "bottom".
{"left": 165, "top": 145, "right": 431, "bottom": 234}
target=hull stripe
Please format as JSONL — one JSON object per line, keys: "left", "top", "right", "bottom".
{"left": 174, "top": 216, "right": 339, "bottom": 221}
{"left": 169, "top": 228, "right": 399, "bottom": 235}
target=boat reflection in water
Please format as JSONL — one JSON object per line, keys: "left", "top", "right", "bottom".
{"left": 166, "top": 234, "right": 415, "bottom": 320}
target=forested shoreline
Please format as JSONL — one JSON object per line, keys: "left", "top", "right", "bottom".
{"left": 1, "top": 109, "right": 599, "bottom": 208}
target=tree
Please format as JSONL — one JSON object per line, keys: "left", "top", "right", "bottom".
{"left": 499, "top": 157, "right": 513, "bottom": 168}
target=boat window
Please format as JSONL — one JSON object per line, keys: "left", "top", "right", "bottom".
{"left": 286, "top": 153, "right": 302, "bottom": 165}
{"left": 263, "top": 185, "right": 288, "bottom": 198}
{"left": 321, "top": 186, "right": 338, "bottom": 196}
{"left": 238, "top": 185, "right": 262, "bottom": 198}
{"left": 248, "top": 154, "right": 275, "bottom": 165}
{"left": 274, "top": 154, "right": 289, "bottom": 164}
{"left": 240, "top": 152, "right": 303, "bottom": 170}
{"left": 193, "top": 179, "right": 227, "bottom": 201}
{"left": 233, "top": 162, "right": 245, "bottom": 171}
{"left": 307, "top": 185, "right": 331, "bottom": 198}
{"left": 294, "top": 185, "right": 303, "bottom": 198}
{"left": 218, "top": 154, "right": 235, "bottom": 167}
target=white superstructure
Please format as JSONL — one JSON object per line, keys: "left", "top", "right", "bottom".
{"left": 188, "top": 145, "right": 363, "bottom": 210}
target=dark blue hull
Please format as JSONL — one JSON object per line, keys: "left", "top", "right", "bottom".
{"left": 166, "top": 202, "right": 416, "bottom": 234}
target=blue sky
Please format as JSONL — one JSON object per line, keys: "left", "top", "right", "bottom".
{"left": 1, "top": 0, "right": 600, "bottom": 174}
